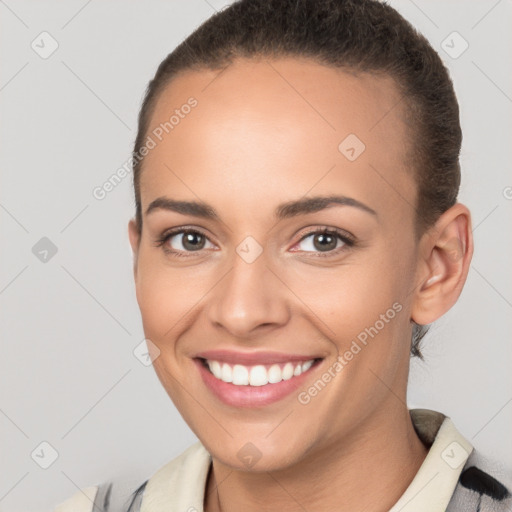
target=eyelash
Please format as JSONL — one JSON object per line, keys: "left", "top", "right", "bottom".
{"left": 154, "top": 226, "right": 356, "bottom": 259}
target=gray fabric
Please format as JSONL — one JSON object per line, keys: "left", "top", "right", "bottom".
{"left": 447, "top": 450, "right": 512, "bottom": 512}
{"left": 90, "top": 436, "right": 511, "bottom": 512}
{"left": 92, "top": 479, "right": 147, "bottom": 512}
{"left": 92, "top": 450, "right": 511, "bottom": 512}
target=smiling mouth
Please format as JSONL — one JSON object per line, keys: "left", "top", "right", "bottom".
{"left": 198, "top": 357, "right": 323, "bottom": 387}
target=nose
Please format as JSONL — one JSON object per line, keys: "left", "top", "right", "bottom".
{"left": 206, "top": 252, "right": 291, "bottom": 339}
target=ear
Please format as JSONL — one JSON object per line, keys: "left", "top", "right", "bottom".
{"left": 128, "top": 218, "right": 140, "bottom": 281}
{"left": 411, "top": 203, "right": 474, "bottom": 325}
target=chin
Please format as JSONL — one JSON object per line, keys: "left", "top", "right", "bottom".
{"left": 202, "top": 433, "right": 312, "bottom": 473}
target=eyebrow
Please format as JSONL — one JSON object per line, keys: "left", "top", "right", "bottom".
{"left": 145, "top": 194, "right": 377, "bottom": 221}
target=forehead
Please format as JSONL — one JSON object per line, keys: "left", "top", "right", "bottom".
{"left": 139, "top": 57, "right": 416, "bottom": 226}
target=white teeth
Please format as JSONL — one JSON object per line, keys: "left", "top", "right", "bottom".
{"left": 268, "top": 364, "right": 282, "bottom": 383}
{"left": 302, "top": 360, "right": 313, "bottom": 372}
{"left": 221, "top": 363, "right": 233, "bottom": 383}
{"left": 249, "top": 365, "right": 268, "bottom": 386}
{"left": 205, "top": 358, "right": 317, "bottom": 386}
{"left": 232, "top": 364, "right": 249, "bottom": 385}
{"left": 209, "top": 360, "right": 222, "bottom": 379}
{"left": 282, "top": 362, "right": 294, "bottom": 380}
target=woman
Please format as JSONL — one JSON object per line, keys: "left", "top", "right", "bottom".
{"left": 54, "top": 0, "right": 511, "bottom": 510}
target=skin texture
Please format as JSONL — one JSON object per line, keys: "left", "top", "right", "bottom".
{"left": 128, "top": 57, "right": 473, "bottom": 512}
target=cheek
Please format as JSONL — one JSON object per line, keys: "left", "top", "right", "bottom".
{"left": 135, "top": 267, "right": 193, "bottom": 404}
{"left": 135, "top": 231, "right": 416, "bottom": 345}
{"left": 135, "top": 256, "right": 194, "bottom": 342}
{"left": 294, "top": 261, "right": 402, "bottom": 327}
{"left": 289, "top": 249, "right": 414, "bottom": 362}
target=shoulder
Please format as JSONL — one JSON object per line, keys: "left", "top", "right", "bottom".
{"left": 447, "top": 447, "right": 512, "bottom": 511}
{"left": 140, "top": 441, "right": 211, "bottom": 511}
{"left": 52, "top": 442, "right": 209, "bottom": 512}
{"left": 53, "top": 486, "right": 99, "bottom": 512}
{"left": 53, "top": 478, "right": 148, "bottom": 512}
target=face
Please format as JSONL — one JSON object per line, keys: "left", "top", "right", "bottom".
{"left": 129, "top": 57, "right": 422, "bottom": 471}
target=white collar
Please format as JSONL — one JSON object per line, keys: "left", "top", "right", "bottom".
{"left": 389, "top": 409, "right": 473, "bottom": 511}
{"left": 140, "top": 408, "right": 473, "bottom": 512}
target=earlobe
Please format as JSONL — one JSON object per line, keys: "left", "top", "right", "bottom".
{"left": 128, "top": 218, "right": 140, "bottom": 281}
{"left": 411, "top": 203, "right": 474, "bottom": 325}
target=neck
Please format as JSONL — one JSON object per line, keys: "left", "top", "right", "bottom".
{"left": 204, "top": 403, "right": 429, "bottom": 512}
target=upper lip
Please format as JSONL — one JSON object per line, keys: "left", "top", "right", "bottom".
{"left": 195, "top": 349, "right": 323, "bottom": 366}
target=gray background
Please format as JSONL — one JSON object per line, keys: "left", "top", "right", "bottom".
{"left": 1, "top": 1, "right": 511, "bottom": 511}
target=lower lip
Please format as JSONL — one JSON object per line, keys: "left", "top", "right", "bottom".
{"left": 194, "top": 358, "right": 322, "bottom": 408}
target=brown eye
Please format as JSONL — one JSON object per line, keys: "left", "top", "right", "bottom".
{"left": 293, "top": 228, "right": 354, "bottom": 257}
{"left": 156, "top": 229, "right": 215, "bottom": 256}
{"left": 311, "top": 232, "right": 338, "bottom": 252}
{"left": 174, "top": 231, "right": 207, "bottom": 251}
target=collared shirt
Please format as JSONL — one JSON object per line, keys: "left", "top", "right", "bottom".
{"left": 54, "top": 408, "right": 512, "bottom": 512}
